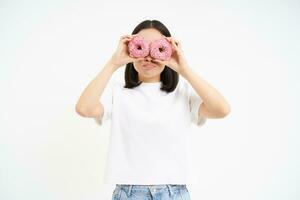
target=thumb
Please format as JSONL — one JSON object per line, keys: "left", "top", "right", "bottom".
{"left": 153, "top": 59, "right": 167, "bottom": 66}
{"left": 127, "top": 56, "right": 144, "bottom": 63}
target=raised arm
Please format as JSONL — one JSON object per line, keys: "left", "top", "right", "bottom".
{"left": 75, "top": 34, "right": 141, "bottom": 120}
{"left": 75, "top": 60, "right": 117, "bottom": 119}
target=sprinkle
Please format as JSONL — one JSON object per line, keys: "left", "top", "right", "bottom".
{"left": 150, "top": 38, "right": 172, "bottom": 61}
{"left": 128, "top": 36, "right": 150, "bottom": 58}
{"left": 128, "top": 36, "right": 172, "bottom": 60}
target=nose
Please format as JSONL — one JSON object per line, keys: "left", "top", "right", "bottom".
{"left": 144, "top": 54, "right": 153, "bottom": 62}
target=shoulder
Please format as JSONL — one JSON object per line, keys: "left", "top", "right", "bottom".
{"left": 178, "top": 77, "right": 189, "bottom": 92}
{"left": 108, "top": 79, "right": 123, "bottom": 91}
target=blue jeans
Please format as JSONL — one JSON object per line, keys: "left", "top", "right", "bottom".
{"left": 111, "top": 184, "right": 191, "bottom": 200}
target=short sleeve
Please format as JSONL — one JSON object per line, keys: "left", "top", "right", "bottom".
{"left": 183, "top": 79, "right": 207, "bottom": 127}
{"left": 94, "top": 80, "right": 115, "bottom": 126}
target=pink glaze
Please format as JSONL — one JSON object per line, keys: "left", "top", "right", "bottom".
{"left": 150, "top": 38, "right": 172, "bottom": 61}
{"left": 128, "top": 36, "right": 150, "bottom": 58}
{"left": 128, "top": 36, "right": 172, "bottom": 61}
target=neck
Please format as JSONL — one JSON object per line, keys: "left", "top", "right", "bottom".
{"left": 139, "top": 76, "right": 160, "bottom": 83}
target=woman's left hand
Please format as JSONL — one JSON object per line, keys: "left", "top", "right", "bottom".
{"left": 154, "top": 37, "right": 189, "bottom": 74}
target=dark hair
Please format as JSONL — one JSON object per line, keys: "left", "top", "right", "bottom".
{"left": 124, "top": 20, "right": 179, "bottom": 93}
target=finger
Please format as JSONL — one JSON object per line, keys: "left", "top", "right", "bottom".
{"left": 130, "top": 57, "right": 144, "bottom": 62}
{"left": 164, "top": 36, "right": 172, "bottom": 42}
{"left": 174, "top": 39, "right": 180, "bottom": 47}
{"left": 123, "top": 37, "right": 132, "bottom": 41}
{"left": 174, "top": 39, "right": 181, "bottom": 49}
{"left": 170, "top": 37, "right": 178, "bottom": 45}
{"left": 153, "top": 59, "right": 167, "bottom": 65}
{"left": 170, "top": 38, "right": 178, "bottom": 51}
{"left": 135, "top": 57, "right": 144, "bottom": 61}
{"left": 122, "top": 35, "right": 138, "bottom": 43}
{"left": 120, "top": 34, "right": 135, "bottom": 40}
{"left": 124, "top": 34, "right": 138, "bottom": 39}
{"left": 120, "top": 36, "right": 128, "bottom": 42}
{"left": 121, "top": 37, "right": 133, "bottom": 44}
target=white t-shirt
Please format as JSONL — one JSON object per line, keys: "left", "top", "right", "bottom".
{"left": 94, "top": 76, "right": 207, "bottom": 185}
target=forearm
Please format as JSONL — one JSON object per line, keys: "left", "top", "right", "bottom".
{"left": 75, "top": 59, "right": 117, "bottom": 112}
{"left": 180, "top": 65, "right": 230, "bottom": 115}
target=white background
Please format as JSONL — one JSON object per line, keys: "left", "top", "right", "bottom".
{"left": 1, "top": 0, "right": 298, "bottom": 200}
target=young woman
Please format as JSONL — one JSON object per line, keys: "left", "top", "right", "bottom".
{"left": 76, "top": 20, "right": 230, "bottom": 200}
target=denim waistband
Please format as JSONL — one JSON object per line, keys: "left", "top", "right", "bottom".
{"left": 115, "top": 184, "right": 186, "bottom": 197}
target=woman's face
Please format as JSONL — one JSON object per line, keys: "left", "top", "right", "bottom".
{"left": 132, "top": 28, "right": 166, "bottom": 82}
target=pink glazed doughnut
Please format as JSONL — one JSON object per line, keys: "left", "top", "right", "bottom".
{"left": 150, "top": 38, "right": 172, "bottom": 61}
{"left": 128, "top": 36, "right": 150, "bottom": 58}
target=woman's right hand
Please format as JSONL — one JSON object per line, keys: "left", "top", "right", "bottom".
{"left": 109, "top": 34, "right": 143, "bottom": 69}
